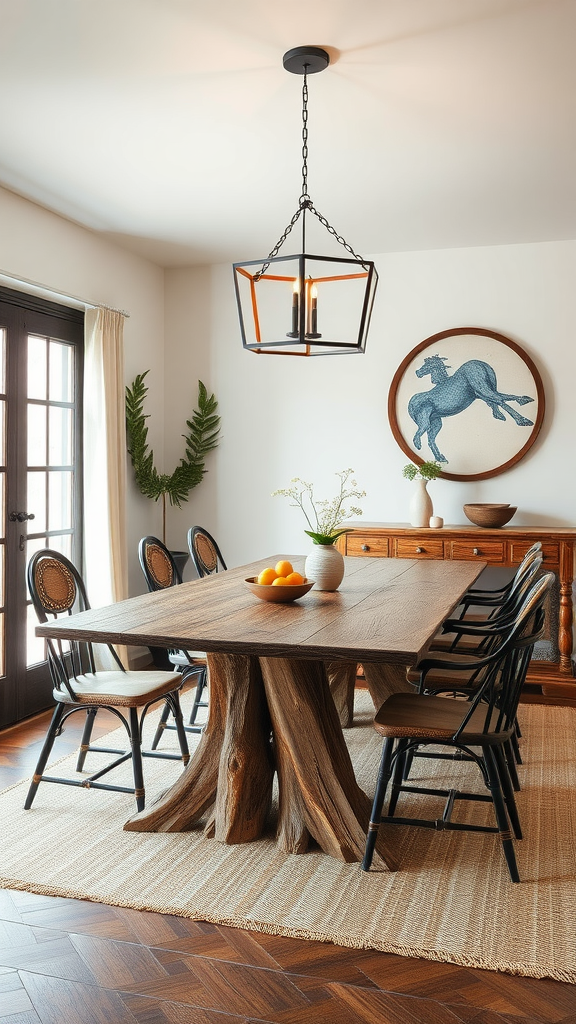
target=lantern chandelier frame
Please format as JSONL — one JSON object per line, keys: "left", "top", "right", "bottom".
{"left": 233, "top": 45, "right": 378, "bottom": 356}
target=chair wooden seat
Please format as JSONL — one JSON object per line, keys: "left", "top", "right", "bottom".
{"left": 374, "top": 691, "right": 513, "bottom": 745}
{"left": 53, "top": 669, "right": 185, "bottom": 706}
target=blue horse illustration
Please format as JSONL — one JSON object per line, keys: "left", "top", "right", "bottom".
{"left": 408, "top": 355, "right": 534, "bottom": 463}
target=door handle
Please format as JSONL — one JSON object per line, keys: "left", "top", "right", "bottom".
{"left": 9, "top": 511, "right": 35, "bottom": 523}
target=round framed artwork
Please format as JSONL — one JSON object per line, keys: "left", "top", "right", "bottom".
{"left": 388, "top": 327, "right": 545, "bottom": 481}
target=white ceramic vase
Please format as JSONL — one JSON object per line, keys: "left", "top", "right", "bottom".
{"left": 409, "top": 478, "right": 433, "bottom": 528}
{"left": 305, "top": 543, "right": 345, "bottom": 592}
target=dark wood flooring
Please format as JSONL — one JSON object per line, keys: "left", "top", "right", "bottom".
{"left": 1, "top": 706, "right": 574, "bottom": 1024}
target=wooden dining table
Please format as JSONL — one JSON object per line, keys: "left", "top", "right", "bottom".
{"left": 35, "top": 554, "right": 485, "bottom": 870}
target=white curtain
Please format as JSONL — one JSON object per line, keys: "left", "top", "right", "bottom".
{"left": 83, "top": 308, "right": 128, "bottom": 627}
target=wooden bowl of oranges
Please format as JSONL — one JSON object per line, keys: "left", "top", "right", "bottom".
{"left": 244, "top": 560, "right": 314, "bottom": 603}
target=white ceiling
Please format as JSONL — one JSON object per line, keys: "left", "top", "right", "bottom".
{"left": 1, "top": 0, "right": 575, "bottom": 267}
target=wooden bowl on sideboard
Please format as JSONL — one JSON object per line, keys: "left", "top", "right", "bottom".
{"left": 463, "top": 503, "right": 517, "bottom": 528}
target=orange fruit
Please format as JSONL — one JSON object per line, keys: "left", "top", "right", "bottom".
{"left": 275, "top": 560, "right": 293, "bottom": 578}
{"left": 286, "top": 571, "right": 304, "bottom": 586}
{"left": 272, "top": 576, "right": 289, "bottom": 586}
{"left": 257, "top": 567, "right": 278, "bottom": 586}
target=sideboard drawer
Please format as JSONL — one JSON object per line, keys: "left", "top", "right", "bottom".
{"left": 346, "top": 535, "right": 389, "bottom": 557}
{"left": 395, "top": 538, "right": 444, "bottom": 559}
{"left": 509, "top": 541, "right": 560, "bottom": 565}
{"left": 450, "top": 541, "right": 505, "bottom": 562}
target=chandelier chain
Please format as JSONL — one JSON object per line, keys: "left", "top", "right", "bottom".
{"left": 306, "top": 203, "right": 370, "bottom": 271}
{"left": 300, "top": 71, "right": 309, "bottom": 201}
{"left": 254, "top": 63, "right": 370, "bottom": 280}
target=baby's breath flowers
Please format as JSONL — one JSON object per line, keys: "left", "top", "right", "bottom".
{"left": 272, "top": 469, "right": 366, "bottom": 545}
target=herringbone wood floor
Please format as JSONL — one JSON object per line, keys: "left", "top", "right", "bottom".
{"left": 1, "top": 706, "right": 574, "bottom": 1024}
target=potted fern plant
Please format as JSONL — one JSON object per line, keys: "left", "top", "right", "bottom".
{"left": 125, "top": 372, "right": 221, "bottom": 556}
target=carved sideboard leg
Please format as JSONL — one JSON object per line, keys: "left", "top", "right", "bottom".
{"left": 558, "top": 579, "right": 574, "bottom": 675}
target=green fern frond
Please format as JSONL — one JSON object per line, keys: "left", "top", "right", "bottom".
{"left": 125, "top": 374, "right": 221, "bottom": 511}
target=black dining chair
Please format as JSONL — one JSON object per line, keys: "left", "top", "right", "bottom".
{"left": 138, "top": 536, "right": 208, "bottom": 746}
{"left": 26, "top": 549, "right": 190, "bottom": 813}
{"left": 432, "top": 545, "right": 543, "bottom": 654}
{"left": 454, "top": 542, "right": 542, "bottom": 621}
{"left": 362, "top": 573, "right": 552, "bottom": 882}
{"left": 187, "top": 525, "right": 227, "bottom": 578}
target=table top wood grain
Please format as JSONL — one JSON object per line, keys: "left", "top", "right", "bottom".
{"left": 36, "top": 555, "right": 486, "bottom": 665}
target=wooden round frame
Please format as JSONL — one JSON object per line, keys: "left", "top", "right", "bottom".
{"left": 388, "top": 327, "right": 545, "bottom": 481}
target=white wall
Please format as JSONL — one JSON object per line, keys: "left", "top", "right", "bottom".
{"left": 165, "top": 239, "right": 576, "bottom": 570}
{"left": 2, "top": 185, "right": 574, "bottom": 595}
{"left": 0, "top": 186, "right": 166, "bottom": 596}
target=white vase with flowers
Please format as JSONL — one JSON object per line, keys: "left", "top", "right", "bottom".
{"left": 272, "top": 469, "right": 366, "bottom": 591}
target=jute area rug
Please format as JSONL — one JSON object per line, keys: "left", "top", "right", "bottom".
{"left": 1, "top": 692, "right": 575, "bottom": 983}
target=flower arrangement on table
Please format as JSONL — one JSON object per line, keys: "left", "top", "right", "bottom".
{"left": 272, "top": 468, "right": 366, "bottom": 545}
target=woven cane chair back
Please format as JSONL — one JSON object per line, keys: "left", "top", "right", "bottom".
{"left": 28, "top": 549, "right": 121, "bottom": 697}
{"left": 139, "top": 536, "right": 182, "bottom": 592}
{"left": 29, "top": 551, "right": 84, "bottom": 618}
{"left": 188, "top": 526, "right": 227, "bottom": 578}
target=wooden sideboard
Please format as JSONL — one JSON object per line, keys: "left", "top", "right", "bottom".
{"left": 337, "top": 523, "right": 576, "bottom": 703}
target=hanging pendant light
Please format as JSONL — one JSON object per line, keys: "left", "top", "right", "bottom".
{"left": 233, "top": 45, "right": 378, "bottom": 357}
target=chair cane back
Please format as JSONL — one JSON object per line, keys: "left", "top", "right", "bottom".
{"left": 187, "top": 526, "right": 227, "bottom": 578}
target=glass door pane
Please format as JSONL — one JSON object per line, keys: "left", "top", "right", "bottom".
{"left": 0, "top": 289, "right": 83, "bottom": 726}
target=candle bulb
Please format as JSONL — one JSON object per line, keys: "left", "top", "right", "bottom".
{"left": 287, "top": 279, "right": 300, "bottom": 337}
{"left": 291, "top": 279, "right": 299, "bottom": 333}
{"left": 310, "top": 283, "right": 318, "bottom": 335}
{"left": 305, "top": 279, "right": 310, "bottom": 336}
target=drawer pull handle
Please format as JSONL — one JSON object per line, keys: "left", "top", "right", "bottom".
{"left": 473, "top": 547, "right": 480, "bottom": 556}
{"left": 416, "top": 547, "right": 423, "bottom": 554}
{"left": 361, "top": 544, "right": 370, "bottom": 552}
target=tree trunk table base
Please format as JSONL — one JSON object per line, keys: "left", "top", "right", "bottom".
{"left": 125, "top": 653, "right": 397, "bottom": 870}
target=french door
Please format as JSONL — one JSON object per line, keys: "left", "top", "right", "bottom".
{"left": 0, "top": 288, "right": 83, "bottom": 727}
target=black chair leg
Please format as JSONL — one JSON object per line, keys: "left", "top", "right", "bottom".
{"left": 129, "top": 707, "right": 146, "bottom": 813}
{"left": 484, "top": 746, "right": 520, "bottom": 882}
{"left": 168, "top": 691, "right": 190, "bottom": 765}
{"left": 24, "top": 703, "right": 66, "bottom": 810}
{"left": 504, "top": 739, "right": 521, "bottom": 792}
{"left": 150, "top": 701, "right": 171, "bottom": 751}
{"left": 388, "top": 739, "right": 409, "bottom": 816}
{"left": 362, "top": 737, "right": 394, "bottom": 871}
{"left": 189, "top": 668, "right": 207, "bottom": 727}
{"left": 76, "top": 707, "right": 98, "bottom": 771}
{"left": 510, "top": 727, "right": 523, "bottom": 765}
{"left": 494, "top": 745, "right": 522, "bottom": 840}
{"left": 402, "top": 745, "right": 415, "bottom": 781}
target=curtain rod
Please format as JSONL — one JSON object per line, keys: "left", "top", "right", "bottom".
{"left": 0, "top": 269, "right": 130, "bottom": 317}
